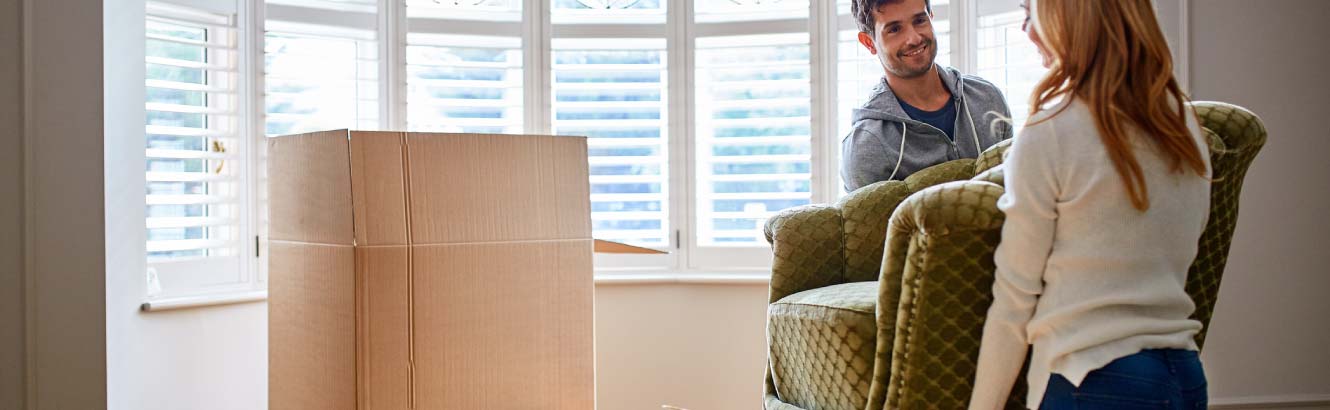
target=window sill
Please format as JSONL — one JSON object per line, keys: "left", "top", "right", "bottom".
{"left": 593, "top": 271, "right": 771, "bottom": 286}
{"left": 140, "top": 290, "right": 268, "bottom": 312}
{"left": 136, "top": 272, "right": 771, "bottom": 312}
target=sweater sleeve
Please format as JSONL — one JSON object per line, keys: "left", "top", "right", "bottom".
{"left": 968, "top": 120, "right": 1060, "bottom": 410}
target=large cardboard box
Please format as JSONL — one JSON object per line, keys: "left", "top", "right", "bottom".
{"left": 268, "top": 130, "right": 594, "bottom": 410}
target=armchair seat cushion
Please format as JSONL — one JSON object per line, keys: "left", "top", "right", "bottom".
{"left": 768, "top": 281, "right": 879, "bottom": 410}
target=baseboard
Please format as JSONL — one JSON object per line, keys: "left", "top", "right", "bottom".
{"left": 1211, "top": 394, "right": 1330, "bottom": 409}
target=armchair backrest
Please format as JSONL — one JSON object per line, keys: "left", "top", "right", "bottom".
{"left": 838, "top": 160, "right": 979, "bottom": 283}
{"left": 1186, "top": 101, "right": 1268, "bottom": 348}
{"left": 764, "top": 139, "right": 1015, "bottom": 304}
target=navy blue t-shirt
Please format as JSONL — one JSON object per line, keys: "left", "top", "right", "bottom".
{"left": 897, "top": 97, "right": 957, "bottom": 141}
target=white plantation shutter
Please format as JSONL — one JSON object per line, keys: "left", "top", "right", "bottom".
{"left": 551, "top": 1, "right": 671, "bottom": 260}
{"left": 405, "top": 34, "right": 525, "bottom": 134}
{"left": 695, "top": 34, "right": 812, "bottom": 246}
{"left": 406, "top": 0, "right": 525, "bottom": 134}
{"left": 689, "top": 0, "right": 813, "bottom": 268}
{"left": 258, "top": 0, "right": 381, "bottom": 287}
{"left": 264, "top": 31, "right": 381, "bottom": 135}
{"left": 264, "top": 0, "right": 381, "bottom": 136}
{"left": 226, "top": 0, "right": 1055, "bottom": 275}
{"left": 554, "top": 39, "right": 672, "bottom": 249}
{"left": 976, "top": 0, "right": 1045, "bottom": 131}
{"left": 144, "top": 2, "right": 252, "bottom": 295}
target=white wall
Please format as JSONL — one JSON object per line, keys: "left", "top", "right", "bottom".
{"left": 1, "top": 0, "right": 26, "bottom": 407}
{"left": 103, "top": 0, "right": 270, "bottom": 408}
{"left": 1190, "top": 0, "right": 1330, "bottom": 405}
{"left": 595, "top": 284, "right": 770, "bottom": 410}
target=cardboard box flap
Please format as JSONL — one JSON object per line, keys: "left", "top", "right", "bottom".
{"left": 349, "top": 131, "right": 410, "bottom": 246}
{"left": 405, "top": 133, "right": 592, "bottom": 244}
{"left": 268, "top": 130, "right": 355, "bottom": 245}
{"left": 593, "top": 239, "right": 669, "bottom": 254}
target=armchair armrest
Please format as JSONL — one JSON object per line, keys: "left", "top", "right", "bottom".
{"left": 867, "top": 181, "right": 1026, "bottom": 410}
{"left": 764, "top": 204, "right": 847, "bottom": 304}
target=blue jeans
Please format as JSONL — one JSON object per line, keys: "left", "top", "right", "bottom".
{"left": 1041, "top": 349, "right": 1208, "bottom": 410}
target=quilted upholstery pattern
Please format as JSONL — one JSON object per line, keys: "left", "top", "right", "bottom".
{"left": 972, "top": 139, "right": 1012, "bottom": 174}
{"left": 766, "top": 205, "right": 847, "bottom": 304}
{"left": 839, "top": 160, "right": 978, "bottom": 284}
{"left": 877, "top": 181, "right": 1025, "bottom": 410}
{"left": 764, "top": 101, "right": 1263, "bottom": 410}
{"left": 972, "top": 166, "right": 1005, "bottom": 186}
{"left": 1187, "top": 102, "right": 1266, "bottom": 348}
{"left": 765, "top": 160, "right": 980, "bottom": 409}
{"left": 769, "top": 282, "right": 880, "bottom": 410}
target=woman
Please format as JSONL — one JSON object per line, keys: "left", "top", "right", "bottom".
{"left": 967, "top": 0, "right": 1212, "bottom": 409}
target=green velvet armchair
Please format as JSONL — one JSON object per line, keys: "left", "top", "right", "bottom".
{"left": 763, "top": 102, "right": 1266, "bottom": 410}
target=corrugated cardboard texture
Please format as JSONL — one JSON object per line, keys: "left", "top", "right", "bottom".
{"left": 268, "top": 130, "right": 354, "bottom": 245}
{"left": 270, "top": 130, "right": 594, "bottom": 410}
{"left": 357, "top": 246, "right": 410, "bottom": 410}
{"left": 350, "top": 131, "right": 409, "bottom": 246}
{"left": 269, "top": 241, "right": 356, "bottom": 410}
{"left": 407, "top": 133, "right": 592, "bottom": 244}
{"left": 413, "top": 241, "right": 594, "bottom": 409}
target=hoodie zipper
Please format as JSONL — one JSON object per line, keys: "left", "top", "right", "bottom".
{"left": 901, "top": 118, "right": 961, "bottom": 159}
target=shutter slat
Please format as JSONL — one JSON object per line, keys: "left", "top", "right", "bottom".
{"left": 704, "top": 116, "right": 810, "bottom": 127}
{"left": 146, "top": 216, "right": 235, "bottom": 229}
{"left": 590, "top": 211, "right": 666, "bottom": 221}
{"left": 146, "top": 79, "right": 234, "bottom": 94}
{"left": 146, "top": 125, "right": 232, "bottom": 137}
{"left": 406, "top": 78, "right": 523, "bottom": 89}
{"left": 146, "top": 171, "right": 235, "bottom": 183}
{"left": 146, "top": 148, "right": 233, "bottom": 160}
{"left": 145, "top": 33, "right": 236, "bottom": 50}
{"left": 706, "top": 192, "right": 811, "bottom": 200}
{"left": 589, "top": 175, "right": 663, "bottom": 184}
{"left": 146, "top": 56, "right": 237, "bottom": 72}
{"left": 146, "top": 239, "right": 234, "bottom": 253}
{"left": 147, "top": 194, "right": 233, "bottom": 205}
{"left": 707, "top": 173, "right": 811, "bottom": 182}
{"left": 706, "top": 136, "right": 808, "bottom": 145}
{"left": 552, "top": 101, "right": 663, "bottom": 110}
{"left": 146, "top": 102, "right": 235, "bottom": 115}
{"left": 702, "top": 154, "right": 809, "bottom": 164}
{"left": 590, "top": 193, "right": 666, "bottom": 202}
{"left": 587, "top": 156, "right": 661, "bottom": 165}
{"left": 552, "top": 63, "right": 666, "bottom": 71}
{"left": 412, "top": 98, "right": 523, "bottom": 108}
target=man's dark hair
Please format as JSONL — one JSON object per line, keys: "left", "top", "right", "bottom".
{"left": 852, "top": 0, "right": 932, "bottom": 34}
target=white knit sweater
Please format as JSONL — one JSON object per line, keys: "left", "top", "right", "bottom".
{"left": 967, "top": 99, "right": 1212, "bottom": 410}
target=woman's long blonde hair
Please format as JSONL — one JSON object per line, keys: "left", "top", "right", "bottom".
{"left": 1027, "top": 0, "right": 1207, "bottom": 211}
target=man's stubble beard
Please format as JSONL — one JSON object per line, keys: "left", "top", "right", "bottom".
{"left": 885, "top": 38, "right": 937, "bottom": 79}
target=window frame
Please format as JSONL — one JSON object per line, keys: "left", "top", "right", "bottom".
{"left": 144, "top": 0, "right": 264, "bottom": 302}
{"left": 145, "top": 0, "right": 1071, "bottom": 297}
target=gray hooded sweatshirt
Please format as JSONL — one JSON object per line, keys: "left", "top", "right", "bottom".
{"left": 840, "top": 65, "right": 1013, "bottom": 191}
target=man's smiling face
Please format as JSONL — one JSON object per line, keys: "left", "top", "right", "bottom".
{"left": 866, "top": 0, "right": 937, "bottom": 79}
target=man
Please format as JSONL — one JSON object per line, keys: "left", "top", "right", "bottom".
{"left": 841, "top": 0, "right": 1013, "bottom": 191}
